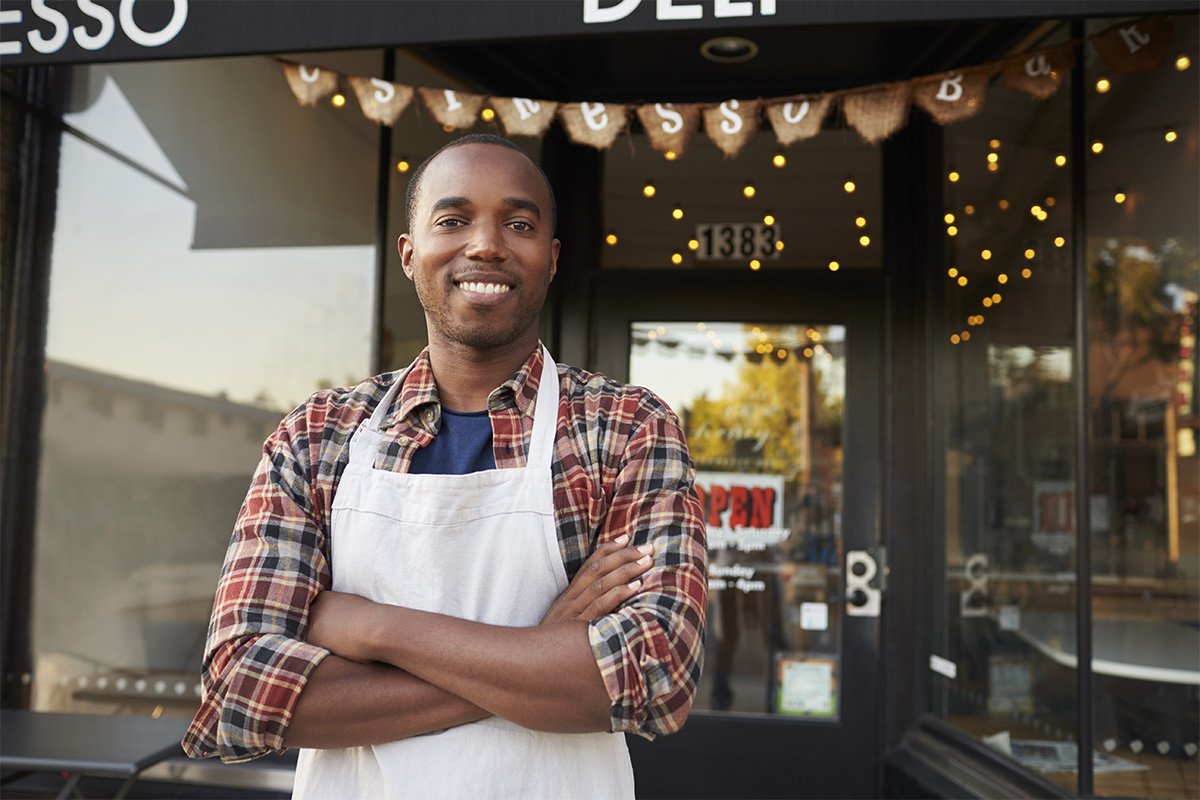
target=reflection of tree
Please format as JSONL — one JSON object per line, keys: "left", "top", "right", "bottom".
{"left": 685, "top": 341, "right": 843, "bottom": 479}
{"left": 1089, "top": 237, "right": 1198, "bottom": 408}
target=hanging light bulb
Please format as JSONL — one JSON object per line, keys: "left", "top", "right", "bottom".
{"left": 775, "top": 240, "right": 785, "bottom": 252}
{"left": 964, "top": 204, "right": 976, "bottom": 215}
{"left": 998, "top": 273, "right": 1009, "bottom": 284}
{"left": 331, "top": 92, "right": 347, "bottom": 108}
{"left": 855, "top": 215, "right": 867, "bottom": 228}
{"left": 672, "top": 207, "right": 684, "bottom": 220}
{"left": 986, "top": 152, "right": 999, "bottom": 163}
{"left": 950, "top": 334, "right": 961, "bottom": 345}
{"left": 960, "top": 331, "right": 971, "bottom": 342}
{"left": 998, "top": 199, "right": 1010, "bottom": 210}
{"left": 1095, "top": 77, "right": 1112, "bottom": 93}
{"left": 1024, "top": 248, "right": 1036, "bottom": 259}
{"left": 1055, "top": 154, "right": 1067, "bottom": 167}
{"left": 480, "top": 107, "right": 496, "bottom": 121}
{"left": 989, "top": 139, "right": 1001, "bottom": 149}
{"left": 982, "top": 297, "right": 993, "bottom": 308}
{"left": 981, "top": 249, "right": 993, "bottom": 260}
{"left": 396, "top": 159, "right": 411, "bottom": 173}
{"left": 1091, "top": 140, "right": 1105, "bottom": 154}
{"left": 957, "top": 276, "right": 968, "bottom": 287}
{"left": 642, "top": 181, "right": 656, "bottom": 198}
{"left": 1022, "top": 267, "right": 1033, "bottom": 279}
{"left": 1114, "top": 190, "right": 1127, "bottom": 204}
{"left": 1165, "top": 129, "right": 1178, "bottom": 143}
{"left": 605, "top": 232, "right": 618, "bottom": 246}
{"left": 944, "top": 213, "right": 956, "bottom": 224}
{"left": 828, "top": 260, "right": 841, "bottom": 272}
{"left": 749, "top": 259, "right": 762, "bottom": 271}
{"left": 772, "top": 152, "right": 787, "bottom": 168}
{"left": 1176, "top": 54, "right": 1192, "bottom": 71}
{"left": 948, "top": 267, "right": 959, "bottom": 278}
{"left": 687, "top": 239, "right": 700, "bottom": 251}
{"left": 947, "top": 225, "right": 958, "bottom": 237}
{"left": 948, "top": 170, "right": 960, "bottom": 183}
{"left": 664, "top": 150, "right": 678, "bottom": 161}
{"left": 671, "top": 252, "right": 683, "bottom": 265}
{"left": 763, "top": 213, "right": 776, "bottom": 226}
{"left": 843, "top": 178, "right": 857, "bottom": 193}
{"left": 859, "top": 235, "right": 871, "bottom": 247}
{"left": 743, "top": 181, "right": 757, "bottom": 199}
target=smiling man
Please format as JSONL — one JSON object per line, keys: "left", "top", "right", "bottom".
{"left": 182, "top": 135, "right": 707, "bottom": 798}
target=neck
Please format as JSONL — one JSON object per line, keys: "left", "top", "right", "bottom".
{"left": 425, "top": 333, "right": 540, "bottom": 412}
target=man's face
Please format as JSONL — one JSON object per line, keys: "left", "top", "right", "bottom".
{"left": 399, "top": 144, "right": 559, "bottom": 354}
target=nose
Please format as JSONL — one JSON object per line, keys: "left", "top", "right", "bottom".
{"left": 464, "top": 221, "right": 506, "bottom": 262}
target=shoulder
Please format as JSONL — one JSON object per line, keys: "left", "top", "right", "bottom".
{"left": 270, "top": 370, "right": 403, "bottom": 454}
{"left": 555, "top": 362, "right": 683, "bottom": 438}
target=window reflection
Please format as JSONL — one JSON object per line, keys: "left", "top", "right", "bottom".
{"left": 630, "top": 322, "right": 845, "bottom": 718}
{"left": 1086, "top": 15, "right": 1199, "bottom": 798}
{"left": 32, "top": 55, "right": 377, "bottom": 719}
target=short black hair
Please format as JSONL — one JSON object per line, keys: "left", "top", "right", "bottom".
{"left": 403, "top": 133, "right": 558, "bottom": 234}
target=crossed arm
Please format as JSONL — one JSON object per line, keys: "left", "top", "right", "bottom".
{"left": 282, "top": 536, "right": 654, "bottom": 749}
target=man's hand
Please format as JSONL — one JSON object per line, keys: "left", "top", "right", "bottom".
{"left": 307, "top": 589, "right": 380, "bottom": 662}
{"left": 541, "top": 533, "right": 653, "bottom": 625}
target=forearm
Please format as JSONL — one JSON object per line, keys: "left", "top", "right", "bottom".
{"left": 283, "top": 655, "right": 489, "bottom": 749}
{"left": 360, "top": 607, "right": 611, "bottom": 733}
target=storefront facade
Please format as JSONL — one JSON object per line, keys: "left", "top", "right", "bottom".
{"left": 2, "top": 2, "right": 1197, "bottom": 797}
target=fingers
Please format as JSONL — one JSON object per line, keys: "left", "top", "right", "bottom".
{"left": 584, "top": 577, "right": 645, "bottom": 620}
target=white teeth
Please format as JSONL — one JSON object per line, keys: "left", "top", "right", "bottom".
{"left": 460, "top": 281, "right": 510, "bottom": 295}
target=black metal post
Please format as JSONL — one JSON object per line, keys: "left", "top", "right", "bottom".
{"left": 1070, "top": 18, "right": 1094, "bottom": 797}
{"left": 372, "top": 49, "right": 396, "bottom": 375}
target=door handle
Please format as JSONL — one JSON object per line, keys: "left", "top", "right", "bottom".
{"left": 846, "top": 549, "right": 883, "bottom": 617}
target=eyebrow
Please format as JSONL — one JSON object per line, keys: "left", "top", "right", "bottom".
{"left": 428, "top": 196, "right": 542, "bottom": 219}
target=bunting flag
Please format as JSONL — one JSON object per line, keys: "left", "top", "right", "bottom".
{"left": 766, "top": 94, "right": 834, "bottom": 146}
{"left": 636, "top": 102, "right": 701, "bottom": 155}
{"left": 702, "top": 99, "right": 761, "bottom": 158}
{"left": 842, "top": 83, "right": 912, "bottom": 144}
{"left": 418, "top": 87, "right": 486, "bottom": 129}
{"left": 1001, "top": 42, "right": 1075, "bottom": 100}
{"left": 281, "top": 61, "right": 337, "bottom": 107}
{"left": 491, "top": 97, "right": 558, "bottom": 137}
{"left": 275, "top": 16, "right": 1178, "bottom": 154}
{"left": 348, "top": 76, "right": 414, "bottom": 126}
{"left": 558, "top": 102, "right": 629, "bottom": 149}
{"left": 1090, "top": 17, "right": 1173, "bottom": 74}
{"left": 913, "top": 66, "right": 992, "bottom": 125}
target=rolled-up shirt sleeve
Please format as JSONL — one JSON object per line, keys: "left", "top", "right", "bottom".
{"left": 587, "top": 407, "right": 708, "bottom": 739}
{"left": 183, "top": 407, "right": 331, "bottom": 763}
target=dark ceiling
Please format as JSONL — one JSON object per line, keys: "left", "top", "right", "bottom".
{"left": 415, "top": 18, "right": 1048, "bottom": 104}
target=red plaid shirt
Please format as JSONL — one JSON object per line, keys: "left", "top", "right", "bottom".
{"left": 183, "top": 345, "right": 707, "bottom": 762}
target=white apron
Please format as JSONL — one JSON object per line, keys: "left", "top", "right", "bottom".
{"left": 293, "top": 348, "right": 635, "bottom": 800}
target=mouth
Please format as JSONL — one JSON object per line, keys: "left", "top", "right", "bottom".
{"left": 452, "top": 274, "right": 515, "bottom": 303}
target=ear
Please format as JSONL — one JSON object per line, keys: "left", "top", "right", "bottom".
{"left": 549, "top": 238, "right": 560, "bottom": 282}
{"left": 398, "top": 234, "right": 415, "bottom": 281}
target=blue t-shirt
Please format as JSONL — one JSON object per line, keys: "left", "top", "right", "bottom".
{"left": 408, "top": 408, "right": 496, "bottom": 475}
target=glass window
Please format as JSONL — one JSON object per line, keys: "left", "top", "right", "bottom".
{"left": 31, "top": 53, "right": 378, "bottom": 719}
{"left": 1085, "top": 15, "right": 1199, "bottom": 798}
{"left": 602, "top": 129, "right": 881, "bottom": 271}
{"left": 933, "top": 24, "right": 1086, "bottom": 794}
{"left": 630, "top": 321, "right": 846, "bottom": 718}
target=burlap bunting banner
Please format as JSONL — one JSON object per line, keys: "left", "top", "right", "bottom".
{"left": 842, "top": 83, "right": 912, "bottom": 144}
{"left": 1001, "top": 43, "right": 1076, "bottom": 100}
{"left": 766, "top": 94, "right": 834, "bottom": 146}
{"left": 491, "top": 97, "right": 558, "bottom": 137}
{"left": 913, "top": 66, "right": 992, "bottom": 125}
{"left": 418, "top": 87, "right": 486, "bottom": 130}
{"left": 348, "top": 76, "right": 414, "bottom": 126}
{"left": 1090, "top": 17, "right": 1173, "bottom": 74}
{"left": 558, "top": 102, "right": 628, "bottom": 149}
{"left": 702, "top": 99, "right": 760, "bottom": 157}
{"left": 281, "top": 62, "right": 337, "bottom": 107}
{"left": 277, "top": 16, "right": 1182, "bottom": 153}
{"left": 635, "top": 103, "right": 701, "bottom": 155}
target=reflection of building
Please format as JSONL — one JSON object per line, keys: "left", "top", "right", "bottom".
{"left": 3, "top": 4, "right": 1197, "bottom": 798}
{"left": 32, "top": 361, "right": 279, "bottom": 715}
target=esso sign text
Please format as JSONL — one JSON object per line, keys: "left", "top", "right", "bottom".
{"left": 584, "top": 0, "right": 776, "bottom": 24}
{"left": 0, "top": 0, "right": 188, "bottom": 57}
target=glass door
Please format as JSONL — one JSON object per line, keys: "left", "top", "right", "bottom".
{"left": 591, "top": 276, "right": 883, "bottom": 798}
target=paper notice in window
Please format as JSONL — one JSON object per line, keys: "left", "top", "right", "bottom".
{"left": 778, "top": 658, "right": 835, "bottom": 716}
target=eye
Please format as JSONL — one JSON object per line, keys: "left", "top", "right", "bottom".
{"left": 508, "top": 220, "right": 534, "bottom": 232}
{"left": 435, "top": 217, "right": 466, "bottom": 228}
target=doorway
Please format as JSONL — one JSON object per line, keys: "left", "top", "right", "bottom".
{"left": 591, "top": 273, "right": 885, "bottom": 798}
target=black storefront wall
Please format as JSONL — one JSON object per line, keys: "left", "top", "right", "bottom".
{"left": 2, "top": 2, "right": 1196, "bottom": 798}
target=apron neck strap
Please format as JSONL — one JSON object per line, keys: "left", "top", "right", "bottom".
{"left": 526, "top": 346, "right": 559, "bottom": 468}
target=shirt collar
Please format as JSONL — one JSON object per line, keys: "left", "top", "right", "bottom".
{"left": 382, "top": 343, "right": 544, "bottom": 429}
